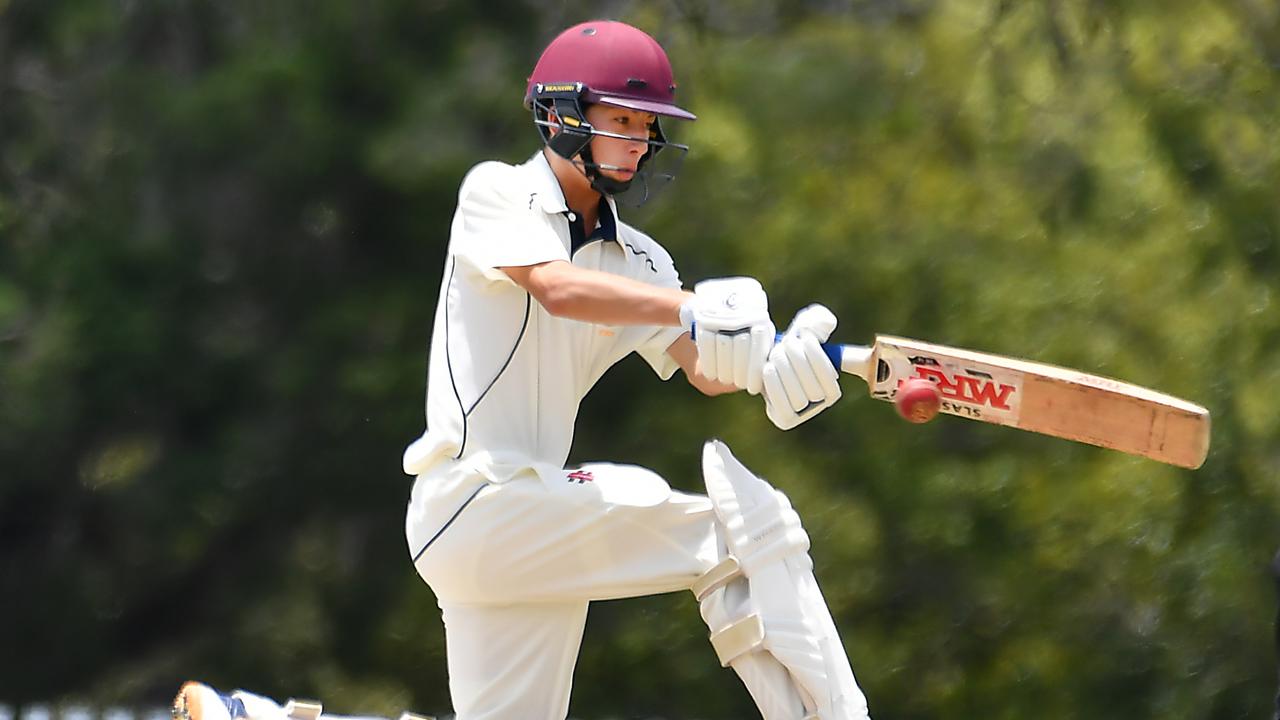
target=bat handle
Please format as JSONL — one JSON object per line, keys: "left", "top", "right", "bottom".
{"left": 688, "top": 323, "right": 866, "bottom": 378}
{"left": 813, "top": 337, "right": 845, "bottom": 372}
{"left": 772, "top": 333, "right": 867, "bottom": 378}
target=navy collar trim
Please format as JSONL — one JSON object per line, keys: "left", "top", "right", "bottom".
{"left": 567, "top": 198, "right": 618, "bottom": 254}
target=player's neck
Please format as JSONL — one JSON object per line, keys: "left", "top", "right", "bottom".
{"left": 544, "top": 147, "right": 602, "bottom": 220}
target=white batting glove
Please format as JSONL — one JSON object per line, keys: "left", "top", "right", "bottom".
{"left": 762, "top": 304, "right": 842, "bottom": 430}
{"left": 679, "top": 277, "right": 775, "bottom": 395}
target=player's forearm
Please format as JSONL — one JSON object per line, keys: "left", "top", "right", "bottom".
{"left": 664, "top": 332, "right": 741, "bottom": 396}
{"left": 544, "top": 271, "right": 690, "bottom": 325}
{"left": 505, "top": 261, "right": 691, "bottom": 327}
{"left": 686, "top": 366, "right": 739, "bottom": 396}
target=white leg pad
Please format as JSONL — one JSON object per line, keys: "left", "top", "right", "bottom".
{"left": 699, "top": 567, "right": 813, "bottom": 719}
{"left": 698, "top": 440, "right": 870, "bottom": 720}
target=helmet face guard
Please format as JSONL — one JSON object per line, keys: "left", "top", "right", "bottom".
{"left": 530, "top": 82, "right": 689, "bottom": 207}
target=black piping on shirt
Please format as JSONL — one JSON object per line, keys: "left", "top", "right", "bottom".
{"left": 445, "top": 259, "right": 532, "bottom": 460}
{"left": 411, "top": 482, "right": 487, "bottom": 563}
{"left": 621, "top": 241, "right": 658, "bottom": 273}
{"left": 456, "top": 293, "right": 531, "bottom": 458}
{"left": 443, "top": 257, "right": 466, "bottom": 455}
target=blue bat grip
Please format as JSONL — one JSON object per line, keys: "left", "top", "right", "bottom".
{"left": 688, "top": 322, "right": 843, "bottom": 371}
{"left": 818, "top": 338, "right": 844, "bottom": 371}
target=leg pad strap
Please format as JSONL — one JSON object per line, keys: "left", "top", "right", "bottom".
{"left": 709, "top": 613, "right": 765, "bottom": 667}
{"left": 282, "top": 701, "right": 322, "bottom": 720}
{"left": 693, "top": 556, "right": 741, "bottom": 602}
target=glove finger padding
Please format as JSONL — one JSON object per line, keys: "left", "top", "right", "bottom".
{"left": 762, "top": 364, "right": 801, "bottom": 431}
{"left": 761, "top": 304, "right": 842, "bottom": 430}
{"left": 775, "top": 346, "right": 809, "bottom": 412}
{"left": 715, "top": 332, "right": 735, "bottom": 384}
{"left": 783, "top": 336, "right": 825, "bottom": 403}
{"left": 695, "top": 328, "right": 716, "bottom": 382}
{"left": 800, "top": 331, "right": 841, "bottom": 400}
{"left": 732, "top": 332, "right": 752, "bottom": 390}
{"left": 746, "top": 323, "right": 773, "bottom": 395}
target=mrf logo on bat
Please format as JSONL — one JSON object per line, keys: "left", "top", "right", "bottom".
{"left": 904, "top": 355, "right": 1018, "bottom": 416}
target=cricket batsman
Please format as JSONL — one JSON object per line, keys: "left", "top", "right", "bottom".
{"left": 396, "top": 19, "right": 867, "bottom": 719}
{"left": 169, "top": 20, "right": 865, "bottom": 720}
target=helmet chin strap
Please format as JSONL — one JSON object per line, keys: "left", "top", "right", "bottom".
{"left": 578, "top": 145, "right": 635, "bottom": 196}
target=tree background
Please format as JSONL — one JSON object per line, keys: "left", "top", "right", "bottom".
{"left": 2, "top": 0, "right": 1278, "bottom": 718}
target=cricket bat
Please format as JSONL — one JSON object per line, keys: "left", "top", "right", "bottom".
{"left": 817, "top": 335, "right": 1210, "bottom": 469}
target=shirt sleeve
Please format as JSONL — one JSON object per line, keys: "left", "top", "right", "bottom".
{"left": 631, "top": 238, "right": 687, "bottom": 380}
{"left": 450, "top": 162, "right": 569, "bottom": 284}
{"left": 636, "top": 326, "right": 686, "bottom": 380}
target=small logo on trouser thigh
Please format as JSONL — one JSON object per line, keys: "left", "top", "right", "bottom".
{"left": 566, "top": 470, "right": 595, "bottom": 484}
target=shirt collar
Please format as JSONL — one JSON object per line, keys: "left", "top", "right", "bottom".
{"left": 524, "top": 150, "right": 622, "bottom": 247}
{"left": 593, "top": 197, "right": 617, "bottom": 242}
{"left": 525, "top": 151, "right": 570, "bottom": 215}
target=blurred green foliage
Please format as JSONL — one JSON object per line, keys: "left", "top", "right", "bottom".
{"left": 2, "top": 0, "right": 1278, "bottom": 718}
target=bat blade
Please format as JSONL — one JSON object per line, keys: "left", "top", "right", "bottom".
{"left": 837, "top": 335, "right": 1210, "bottom": 469}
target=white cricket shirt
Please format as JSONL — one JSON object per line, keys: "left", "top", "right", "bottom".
{"left": 402, "top": 151, "right": 686, "bottom": 478}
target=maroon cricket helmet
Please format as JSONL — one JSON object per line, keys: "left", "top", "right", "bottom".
{"left": 524, "top": 20, "right": 696, "bottom": 121}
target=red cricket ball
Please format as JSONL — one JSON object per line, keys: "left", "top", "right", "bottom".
{"left": 895, "top": 378, "right": 942, "bottom": 423}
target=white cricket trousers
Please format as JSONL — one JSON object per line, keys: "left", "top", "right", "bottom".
{"left": 405, "top": 459, "right": 721, "bottom": 720}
